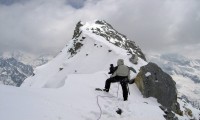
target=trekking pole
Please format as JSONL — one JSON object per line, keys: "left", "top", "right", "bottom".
{"left": 127, "top": 83, "right": 130, "bottom": 95}
{"left": 117, "top": 82, "right": 120, "bottom": 98}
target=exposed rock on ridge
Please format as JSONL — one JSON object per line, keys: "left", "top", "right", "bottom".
{"left": 135, "top": 62, "right": 182, "bottom": 115}
{"left": 70, "top": 20, "right": 146, "bottom": 61}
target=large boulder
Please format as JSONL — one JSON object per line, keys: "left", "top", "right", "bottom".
{"left": 135, "top": 62, "right": 181, "bottom": 114}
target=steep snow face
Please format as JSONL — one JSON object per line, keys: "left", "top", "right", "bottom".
{"left": 0, "top": 57, "right": 33, "bottom": 87}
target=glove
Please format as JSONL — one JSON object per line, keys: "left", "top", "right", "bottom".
{"left": 129, "top": 79, "right": 135, "bottom": 84}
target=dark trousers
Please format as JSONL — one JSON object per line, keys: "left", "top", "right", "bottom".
{"left": 105, "top": 76, "right": 128, "bottom": 101}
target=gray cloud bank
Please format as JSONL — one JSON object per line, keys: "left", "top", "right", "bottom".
{"left": 0, "top": 0, "right": 200, "bottom": 58}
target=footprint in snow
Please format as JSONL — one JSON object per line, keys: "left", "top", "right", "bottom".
{"left": 90, "top": 111, "right": 99, "bottom": 117}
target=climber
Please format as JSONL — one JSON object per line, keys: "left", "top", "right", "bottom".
{"left": 103, "top": 59, "right": 136, "bottom": 101}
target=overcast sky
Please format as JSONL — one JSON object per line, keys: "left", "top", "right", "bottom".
{"left": 0, "top": 0, "right": 199, "bottom": 58}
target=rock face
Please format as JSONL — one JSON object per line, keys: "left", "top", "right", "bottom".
{"left": 0, "top": 57, "right": 33, "bottom": 87}
{"left": 135, "top": 62, "right": 181, "bottom": 114}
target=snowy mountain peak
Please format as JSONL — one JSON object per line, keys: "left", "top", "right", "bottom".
{"left": 71, "top": 20, "right": 146, "bottom": 61}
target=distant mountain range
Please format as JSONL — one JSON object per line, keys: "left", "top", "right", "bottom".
{"left": 149, "top": 53, "right": 200, "bottom": 83}
{"left": 0, "top": 51, "right": 53, "bottom": 87}
{"left": 0, "top": 57, "right": 33, "bottom": 86}
{"left": 2, "top": 51, "right": 53, "bottom": 68}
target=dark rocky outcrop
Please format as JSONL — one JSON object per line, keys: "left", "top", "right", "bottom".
{"left": 68, "top": 40, "right": 83, "bottom": 56}
{"left": 72, "top": 21, "right": 83, "bottom": 39}
{"left": 135, "top": 62, "right": 182, "bottom": 115}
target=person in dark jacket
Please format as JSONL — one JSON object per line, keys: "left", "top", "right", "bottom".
{"left": 104, "top": 59, "right": 131, "bottom": 101}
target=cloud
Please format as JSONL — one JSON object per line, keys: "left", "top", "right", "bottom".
{"left": 0, "top": 0, "right": 200, "bottom": 58}
{"left": 66, "top": 0, "right": 86, "bottom": 9}
{"left": 0, "top": 0, "right": 29, "bottom": 6}
{"left": 0, "top": 0, "right": 75, "bottom": 55}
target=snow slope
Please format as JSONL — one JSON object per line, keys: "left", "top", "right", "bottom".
{"left": 0, "top": 72, "right": 165, "bottom": 120}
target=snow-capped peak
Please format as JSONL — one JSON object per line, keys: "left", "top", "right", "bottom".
{"left": 72, "top": 20, "right": 146, "bottom": 61}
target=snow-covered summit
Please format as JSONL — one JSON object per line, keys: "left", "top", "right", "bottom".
{"left": 72, "top": 20, "right": 146, "bottom": 61}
